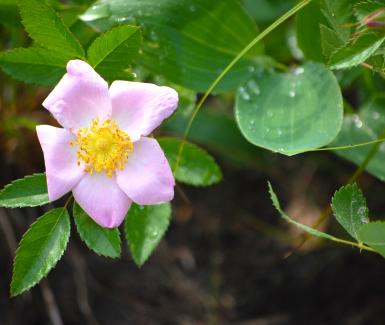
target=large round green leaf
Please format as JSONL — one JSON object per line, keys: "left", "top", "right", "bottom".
{"left": 235, "top": 63, "right": 343, "bottom": 156}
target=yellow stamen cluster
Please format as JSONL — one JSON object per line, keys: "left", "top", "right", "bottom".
{"left": 74, "top": 118, "right": 133, "bottom": 177}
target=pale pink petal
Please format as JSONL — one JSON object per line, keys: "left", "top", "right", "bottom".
{"left": 116, "top": 137, "right": 174, "bottom": 205}
{"left": 73, "top": 173, "right": 131, "bottom": 228}
{"left": 109, "top": 81, "right": 178, "bottom": 141}
{"left": 42, "top": 60, "right": 111, "bottom": 130}
{"left": 36, "top": 125, "right": 85, "bottom": 201}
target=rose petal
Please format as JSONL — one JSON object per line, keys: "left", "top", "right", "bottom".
{"left": 43, "top": 60, "right": 111, "bottom": 130}
{"left": 36, "top": 125, "right": 85, "bottom": 201}
{"left": 73, "top": 173, "right": 131, "bottom": 228}
{"left": 116, "top": 137, "right": 175, "bottom": 205}
{"left": 109, "top": 81, "right": 178, "bottom": 141}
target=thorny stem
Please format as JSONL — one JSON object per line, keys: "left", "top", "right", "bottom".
{"left": 174, "top": 0, "right": 312, "bottom": 172}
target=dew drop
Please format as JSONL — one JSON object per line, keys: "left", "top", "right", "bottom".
{"left": 358, "top": 207, "right": 369, "bottom": 223}
{"left": 372, "top": 112, "right": 380, "bottom": 120}
{"left": 149, "top": 30, "right": 159, "bottom": 41}
{"left": 353, "top": 116, "right": 363, "bottom": 128}
{"left": 288, "top": 90, "right": 296, "bottom": 98}
{"left": 293, "top": 67, "right": 304, "bottom": 75}
{"left": 81, "top": 3, "right": 111, "bottom": 21}
{"left": 239, "top": 87, "right": 250, "bottom": 101}
{"left": 248, "top": 66, "right": 256, "bottom": 73}
{"left": 247, "top": 79, "right": 260, "bottom": 96}
{"left": 148, "top": 230, "right": 159, "bottom": 239}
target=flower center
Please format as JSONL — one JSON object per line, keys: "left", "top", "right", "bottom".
{"left": 75, "top": 118, "right": 133, "bottom": 177}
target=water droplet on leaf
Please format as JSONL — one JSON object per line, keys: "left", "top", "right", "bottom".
{"left": 81, "top": 3, "right": 111, "bottom": 21}
{"left": 239, "top": 87, "right": 250, "bottom": 101}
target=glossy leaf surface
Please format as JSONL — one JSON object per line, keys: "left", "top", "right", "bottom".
{"left": 235, "top": 63, "right": 343, "bottom": 156}
{"left": 0, "top": 174, "right": 49, "bottom": 208}
{"left": 124, "top": 203, "right": 171, "bottom": 266}
{"left": 73, "top": 202, "right": 121, "bottom": 258}
{"left": 11, "top": 208, "right": 70, "bottom": 296}
{"left": 331, "top": 184, "right": 369, "bottom": 240}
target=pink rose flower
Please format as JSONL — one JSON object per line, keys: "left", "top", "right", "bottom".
{"left": 36, "top": 60, "right": 178, "bottom": 228}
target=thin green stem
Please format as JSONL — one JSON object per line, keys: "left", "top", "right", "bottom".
{"left": 174, "top": 0, "right": 312, "bottom": 172}
{"left": 284, "top": 137, "right": 385, "bottom": 154}
{"left": 331, "top": 237, "right": 375, "bottom": 252}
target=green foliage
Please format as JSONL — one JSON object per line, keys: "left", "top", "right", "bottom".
{"left": 82, "top": 0, "right": 263, "bottom": 92}
{"left": 296, "top": 0, "right": 325, "bottom": 61}
{"left": 0, "top": 47, "right": 68, "bottom": 86}
{"left": 73, "top": 202, "right": 121, "bottom": 258}
{"left": 331, "top": 184, "right": 369, "bottom": 240}
{"left": 158, "top": 137, "right": 222, "bottom": 187}
{"left": 0, "top": 174, "right": 49, "bottom": 208}
{"left": 163, "top": 109, "right": 263, "bottom": 168}
{"left": 331, "top": 97, "right": 385, "bottom": 182}
{"left": 0, "top": 0, "right": 21, "bottom": 27}
{"left": 243, "top": 0, "right": 296, "bottom": 24}
{"left": 235, "top": 63, "right": 343, "bottom": 156}
{"left": 329, "top": 32, "right": 385, "bottom": 69}
{"left": 354, "top": 1, "right": 385, "bottom": 24}
{"left": 320, "top": 24, "right": 345, "bottom": 59}
{"left": 124, "top": 203, "right": 171, "bottom": 266}
{"left": 87, "top": 25, "right": 142, "bottom": 81}
{"left": 11, "top": 208, "right": 70, "bottom": 296}
{"left": 19, "top": 0, "right": 84, "bottom": 58}
{"left": 358, "top": 222, "right": 385, "bottom": 258}
{"left": 321, "top": 0, "right": 354, "bottom": 42}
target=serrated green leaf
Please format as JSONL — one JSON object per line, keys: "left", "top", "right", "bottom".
{"left": 330, "top": 97, "right": 385, "bottom": 182}
{"left": 124, "top": 203, "right": 171, "bottom": 266}
{"left": 268, "top": 182, "right": 336, "bottom": 241}
{"left": 158, "top": 137, "right": 222, "bottom": 187}
{"left": 320, "top": 24, "right": 345, "bottom": 60}
{"left": 87, "top": 25, "right": 141, "bottom": 81}
{"left": 0, "top": 47, "right": 69, "bottom": 86}
{"left": 329, "top": 32, "right": 385, "bottom": 69}
{"left": 321, "top": 0, "right": 354, "bottom": 42}
{"left": 82, "top": 0, "right": 263, "bottom": 92}
{"left": 357, "top": 222, "right": 385, "bottom": 258}
{"left": 11, "top": 208, "right": 70, "bottom": 296}
{"left": 331, "top": 183, "right": 369, "bottom": 240}
{"left": 19, "top": 0, "right": 84, "bottom": 58}
{"left": 235, "top": 63, "right": 343, "bottom": 156}
{"left": 354, "top": 1, "right": 385, "bottom": 24}
{"left": 73, "top": 202, "right": 121, "bottom": 258}
{"left": 0, "top": 174, "right": 49, "bottom": 208}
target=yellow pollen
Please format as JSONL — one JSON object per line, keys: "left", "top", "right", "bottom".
{"left": 74, "top": 118, "right": 133, "bottom": 177}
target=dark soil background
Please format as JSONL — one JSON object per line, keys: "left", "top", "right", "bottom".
{"left": 2, "top": 143, "right": 385, "bottom": 325}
